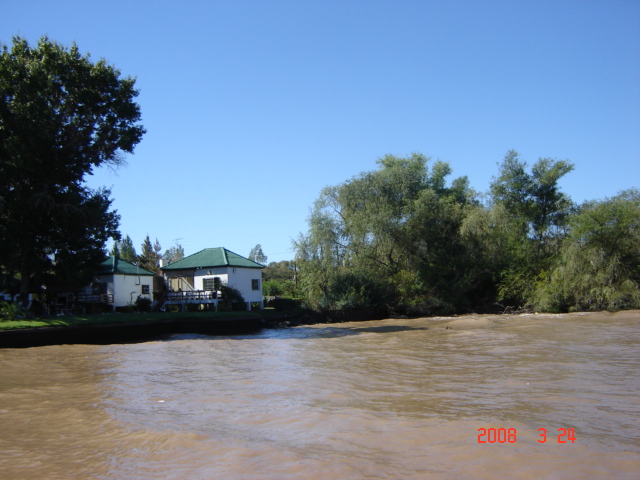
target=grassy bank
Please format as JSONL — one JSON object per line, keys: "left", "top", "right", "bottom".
{"left": 0, "top": 310, "right": 281, "bottom": 331}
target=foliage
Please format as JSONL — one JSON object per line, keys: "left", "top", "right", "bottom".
{"left": 294, "top": 153, "right": 477, "bottom": 314}
{"left": 0, "top": 36, "right": 145, "bottom": 301}
{"left": 111, "top": 235, "right": 138, "bottom": 263}
{"left": 490, "top": 150, "right": 574, "bottom": 243}
{"left": 484, "top": 151, "right": 575, "bottom": 306}
{"left": 266, "top": 297, "right": 302, "bottom": 311}
{"left": 220, "top": 285, "right": 246, "bottom": 311}
{"left": 139, "top": 235, "right": 162, "bottom": 273}
{"left": 248, "top": 244, "right": 267, "bottom": 265}
{"left": 0, "top": 301, "right": 32, "bottom": 321}
{"left": 293, "top": 150, "right": 638, "bottom": 316}
{"left": 163, "top": 243, "right": 185, "bottom": 265}
{"left": 530, "top": 190, "right": 640, "bottom": 312}
{"left": 263, "top": 260, "right": 297, "bottom": 282}
{"left": 263, "top": 280, "right": 284, "bottom": 296}
{"left": 262, "top": 260, "right": 299, "bottom": 297}
{"left": 134, "top": 295, "right": 152, "bottom": 312}
{"left": 324, "top": 272, "right": 390, "bottom": 312}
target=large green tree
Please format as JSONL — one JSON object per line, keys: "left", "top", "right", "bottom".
{"left": 295, "top": 153, "right": 476, "bottom": 314}
{"left": 262, "top": 260, "right": 298, "bottom": 297}
{"left": 487, "top": 150, "right": 574, "bottom": 305}
{"left": 0, "top": 36, "right": 145, "bottom": 300}
{"left": 139, "top": 235, "right": 162, "bottom": 273}
{"left": 531, "top": 189, "right": 640, "bottom": 311}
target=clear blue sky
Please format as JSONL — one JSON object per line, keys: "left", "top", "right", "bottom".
{"left": 3, "top": 0, "right": 639, "bottom": 263}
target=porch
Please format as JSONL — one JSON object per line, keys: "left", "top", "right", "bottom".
{"left": 161, "top": 289, "right": 262, "bottom": 311}
{"left": 164, "top": 290, "right": 221, "bottom": 305}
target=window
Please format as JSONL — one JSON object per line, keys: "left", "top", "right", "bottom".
{"left": 252, "top": 279, "right": 260, "bottom": 291}
{"left": 141, "top": 285, "right": 150, "bottom": 295}
{"left": 204, "top": 277, "right": 221, "bottom": 290}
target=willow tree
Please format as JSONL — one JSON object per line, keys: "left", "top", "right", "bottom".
{"left": 0, "top": 36, "right": 145, "bottom": 300}
{"left": 531, "top": 189, "right": 640, "bottom": 312}
{"left": 295, "top": 153, "right": 476, "bottom": 314}
{"left": 488, "top": 150, "right": 574, "bottom": 305}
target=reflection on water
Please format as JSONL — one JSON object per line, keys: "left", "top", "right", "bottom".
{"left": 0, "top": 311, "right": 639, "bottom": 479}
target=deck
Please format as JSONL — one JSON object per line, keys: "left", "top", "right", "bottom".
{"left": 164, "top": 290, "right": 222, "bottom": 305}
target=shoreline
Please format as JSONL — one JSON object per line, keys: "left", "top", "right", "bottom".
{"left": 2, "top": 309, "right": 637, "bottom": 349}
{"left": 0, "top": 316, "right": 265, "bottom": 348}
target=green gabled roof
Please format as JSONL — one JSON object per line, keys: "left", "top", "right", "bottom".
{"left": 161, "top": 247, "right": 265, "bottom": 270}
{"left": 96, "top": 256, "right": 156, "bottom": 276}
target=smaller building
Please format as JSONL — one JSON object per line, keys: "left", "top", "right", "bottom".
{"left": 160, "top": 248, "right": 264, "bottom": 310}
{"left": 90, "top": 256, "right": 156, "bottom": 308}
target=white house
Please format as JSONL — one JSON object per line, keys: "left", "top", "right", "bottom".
{"left": 89, "top": 256, "right": 156, "bottom": 308}
{"left": 160, "top": 247, "right": 264, "bottom": 310}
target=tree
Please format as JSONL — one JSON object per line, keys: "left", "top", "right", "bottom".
{"left": 262, "top": 260, "right": 299, "bottom": 297}
{"left": 112, "top": 235, "right": 138, "bottom": 263}
{"left": 295, "top": 153, "right": 476, "bottom": 314}
{"left": 139, "top": 235, "right": 161, "bottom": 273}
{"left": 0, "top": 36, "right": 145, "bottom": 301}
{"left": 531, "top": 189, "right": 640, "bottom": 312}
{"left": 490, "top": 150, "right": 574, "bottom": 255}
{"left": 262, "top": 280, "right": 284, "bottom": 296}
{"left": 248, "top": 244, "right": 267, "bottom": 265}
{"left": 488, "top": 150, "right": 574, "bottom": 305}
{"left": 110, "top": 242, "right": 120, "bottom": 259}
{"left": 163, "top": 243, "right": 185, "bottom": 265}
{"left": 263, "top": 260, "right": 297, "bottom": 283}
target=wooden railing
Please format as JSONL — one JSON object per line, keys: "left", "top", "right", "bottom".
{"left": 76, "top": 293, "right": 115, "bottom": 304}
{"left": 165, "top": 290, "right": 220, "bottom": 302}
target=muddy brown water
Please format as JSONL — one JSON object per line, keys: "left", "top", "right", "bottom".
{"left": 1, "top": 310, "right": 639, "bottom": 479}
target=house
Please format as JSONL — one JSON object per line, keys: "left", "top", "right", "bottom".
{"left": 88, "top": 256, "right": 156, "bottom": 308}
{"left": 160, "top": 247, "right": 265, "bottom": 310}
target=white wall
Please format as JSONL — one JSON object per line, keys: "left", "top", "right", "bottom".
{"left": 226, "top": 267, "right": 263, "bottom": 303}
{"left": 194, "top": 267, "right": 263, "bottom": 303}
{"left": 97, "top": 273, "right": 154, "bottom": 307}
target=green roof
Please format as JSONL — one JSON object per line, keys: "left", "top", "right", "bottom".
{"left": 161, "top": 247, "right": 265, "bottom": 270}
{"left": 96, "top": 256, "right": 156, "bottom": 276}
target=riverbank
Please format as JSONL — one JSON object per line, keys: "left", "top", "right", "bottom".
{"left": 0, "top": 316, "right": 267, "bottom": 348}
{"left": 0, "top": 310, "right": 291, "bottom": 348}
{"left": 3, "top": 308, "right": 637, "bottom": 348}
{"left": 0, "top": 307, "right": 421, "bottom": 348}
{"left": 0, "top": 307, "right": 377, "bottom": 348}
{"left": 0, "top": 310, "right": 278, "bottom": 330}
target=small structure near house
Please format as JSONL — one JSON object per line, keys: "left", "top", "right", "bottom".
{"left": 89, "top": 256, "right": 156, "bottom": 308}
{"left": 160, "top": 247, "right": 264, "bottom": 311}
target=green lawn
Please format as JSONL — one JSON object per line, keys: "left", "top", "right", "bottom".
{"left": 0, "top": 309, "right": 281, "bottom": 331}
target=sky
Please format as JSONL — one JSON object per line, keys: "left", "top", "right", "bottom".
{"left": 2, "top": 0, "right": 639, "bottom": 263}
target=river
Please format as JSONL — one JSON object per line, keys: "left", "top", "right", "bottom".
{"left": 1, "top": 310, "right": 639, "bottom": 479}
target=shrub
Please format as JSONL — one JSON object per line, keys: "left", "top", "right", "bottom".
{"left": 263, "top": 280, "right": 284, "bottom": 296}
{"left": 135, "top": 296, "right": 152, "bottom": 312}
{"left": 267, "top": 297, "right": 302, "bottom": 311}
{"left": 0, "top": 301, "right": 33, "bottom": 321}
{"left": 220, "top": 285, "right": 246, "bottom": 311}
